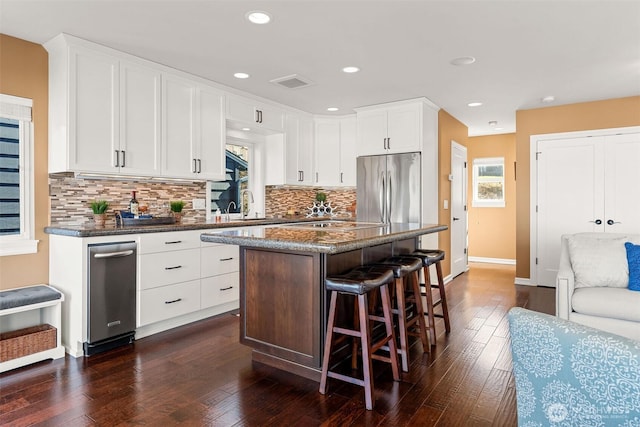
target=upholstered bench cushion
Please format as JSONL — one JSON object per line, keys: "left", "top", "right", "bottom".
{"left": 572, "top": 287, "right": 640, "bottom": 322}
{"left": 0, "top": 285, "right": 62, "bottom": 310}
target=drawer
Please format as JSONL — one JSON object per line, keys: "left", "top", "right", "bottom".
{"left": 138, "top": 280, "right": 201, "bottom": 326}
{"left": 138, "top": 230, "right": 202, "bottom": 254}
{"left": 139, "top": 248, "right": 200, "bottom": 289}
{"left": 201, "top": 245, "right": 239, "bottom": 277}
{"left": 201, "top": 272, "right": 239, "bottom": 309}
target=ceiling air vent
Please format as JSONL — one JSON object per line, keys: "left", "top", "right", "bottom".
{"left": 270, "top": 74, "right": 314, "bottom": 89}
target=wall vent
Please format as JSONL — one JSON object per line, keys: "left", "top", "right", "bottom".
{"left": 270, "top": 74, "right": 314, "bottom": 89}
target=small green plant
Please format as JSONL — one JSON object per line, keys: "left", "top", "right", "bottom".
{"left": 315, "top": 192, "right": 327, "bottom": 203}
{"left": 170, "top": 200, "right": 186, "bottom": 213}
{"left": 90, "top": 200, "right": 109, "bottom": 214}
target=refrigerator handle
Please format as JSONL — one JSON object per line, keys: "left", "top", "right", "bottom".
{"left": 387, "top": 171, "right": 392, "bottom": 223}
{"left": 380, "top": 171, "right": 386, "bottom": 223}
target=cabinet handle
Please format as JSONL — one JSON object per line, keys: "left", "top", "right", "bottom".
{"left": 258, "top": 110, "right": 263, "bottom": 123}
{"left": 219, "top": 257, "right": 234, "bottom": 261}
{"left": 165, "top": 298, "right": 182, "bottom": 304}
{"left": 114, "top": 150, "right": 120, "bottom": 167}
{"left": 197, "top": 159, "right": 202, "bottom": 173}
{"left": 165, "top": 265, "right": 183, "bottom": 270}
{"left": 340, "top": 172, "right": 344, "bottom": 183}
{"left": 192, "top": 158, "right": 197, "bottom": 173}
{"left": 220, "top": 286, "right": 233, "bottom": 291}
{"left": 589, "top": 219, "right": 603, "bottom": 225}
{"left": 300, "top": 171, "right": 304, "bottom": 181}
{"left": 255, "top": 109, "right": 259, "bottom": 123}
{"left": 121, "top": 150, "right": 126, "bottom": 167}
{"left": 164, "top": 240, "right": 183, "bottom": 244}
{"left": 607, "top": 219, "right": 621, "bottom": 225}
{"left": 387, "top": 137, "right": 390, "bottom": 150}
{"left": 316, "top": 172, "right": 319, "bottom": 183}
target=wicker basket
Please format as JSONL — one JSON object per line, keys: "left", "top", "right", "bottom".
{"left": 0, "top": 324, "right": 57, "bottom": 362}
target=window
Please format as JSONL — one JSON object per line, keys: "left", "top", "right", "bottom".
{"left": 472, "top": 157, "right": 505, "bottom": 208}
{"left": 0, "top": 94, "right": 38, "bottom": 256}
{"left": 210, "top": 143, "right": 251, "bottom": 216}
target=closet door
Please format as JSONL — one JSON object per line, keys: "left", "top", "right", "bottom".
{"left": 603, "top": 133, "right": 640, "bottom": 233}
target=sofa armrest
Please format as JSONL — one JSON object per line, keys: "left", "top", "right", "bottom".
{"left": 556, "top": 234, "right": 575, "bottom": 320}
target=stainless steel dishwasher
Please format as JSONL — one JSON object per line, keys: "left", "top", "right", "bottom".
{"left": 85, "top": 241, "right": 137, "bottom": 356}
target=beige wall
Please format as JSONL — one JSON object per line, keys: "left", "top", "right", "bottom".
{"left": 0, "top": 35, "right": 50, "bottom": 289}
{"left": 437, "top": 110, "right": 469, "bottom": 277}
{"left": 467, "top": 133, "right": 516, "bottom": 261}
{"left": 515, "top": 96, "right": 640, "bottom": 279}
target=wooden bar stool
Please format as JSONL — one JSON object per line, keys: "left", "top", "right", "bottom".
{"left": 319, "top": 265, "right": 400, "bottom": 410}
{"left": 412, "top": 249, "right": 451, "bottom": 343}
{"left": 375, "top": 255, "right": 430, "bottom": 372}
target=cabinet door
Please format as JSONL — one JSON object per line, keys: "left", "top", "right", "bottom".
{"left": 315, "top": 120, "right": 341, "bottom": 186}
{"left": 604, "top": 132, "right": 640, "bottom": 233}
{"left": 197, "top": 86, "right": 225, "bottom": 180}
{"left": 227, "top": 95, "right": 258, "bottom": 124}
{"left": 386, "top": 104, "right": 421, "bottom": 154}
{"left": 162, "top": 74, "right": 196, "bottom": 178}
{"left": 70, "top": 46, "right": 119, "bottom": 173}
{"left": 339, "top": 117, "right": 357, "bottom": 186}
{"left": 298, "top": 116, "right": 314, "bottom": 185}
{"left": 120, "top": 61, "right": 161, "bottom": 176}
{"left": 258, "top": 105, "right": 285, "bottom": 132}
{"left": 201, "top": 272, "right": 239, "bottom": 309}
{"left": 356, "top": 109, "right": 388, "bottom": 156}
{"left": 285, "top": 114, "right": 314, "bottom": 185}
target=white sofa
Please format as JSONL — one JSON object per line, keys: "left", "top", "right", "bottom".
{"left": 556, "top": 232, "right": 640, "bottom": 341}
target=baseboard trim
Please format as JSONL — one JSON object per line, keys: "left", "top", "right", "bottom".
{"left": 514, "top": 277, "right": 534, "bottom": 286}
{"left": 468, "top": 256, "right": 515, "bottom": 265}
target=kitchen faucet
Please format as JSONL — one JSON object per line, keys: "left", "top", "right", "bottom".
{"left": 240, "top": 189, "right": 254, "bottom": 219}
{"left": 225, "top": 201, "right": 236, "bottom": 222}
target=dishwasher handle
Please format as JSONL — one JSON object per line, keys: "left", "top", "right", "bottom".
{"left": 93, "top": 250, "right": 134, "bottom": 259}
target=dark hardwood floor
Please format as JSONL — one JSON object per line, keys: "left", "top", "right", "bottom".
{"left": 0, "top": 263, "right": 554, "bottom": 426}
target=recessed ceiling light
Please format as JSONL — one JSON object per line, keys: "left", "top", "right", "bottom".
{"left": 342, "top": 66, "right": 360, "bottom": 73}
{"left": 246, "top": 11, "right": 271, "bottom": 24}
{"left": 468, "top": 102, "right": 483, "bottom": 107}
{"left": 450, "top": 56, "right": 476, "bottom": 66}
{"left": 327, "top": 107, "right": 339, "bottom": 112}
{"left": 541, "top": 95, "right": 555, "bottom": 103}
{"left": 494, "top": 127, "right": 504, "bottom": 131}
{"left": 242, "top": 127, "right": 251, "bottom": 131}
{"left": 234, "top": 72, "right": 250, "bottom": 79}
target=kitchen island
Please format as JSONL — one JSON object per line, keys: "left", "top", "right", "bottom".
{"left": 201, "top": 221, "right": 447, "bottom": 381}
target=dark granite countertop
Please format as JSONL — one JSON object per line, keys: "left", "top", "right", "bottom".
{"left": 200, "top": 222, "right": 447, "bottom": 254}
{"left": 44, "top": 217, "right": 328, "bottom": 237}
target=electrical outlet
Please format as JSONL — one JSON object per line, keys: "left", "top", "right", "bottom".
{"left": 192, "top": 198, "right": 206, "bottom": 210}
{"left": 443, "top": 200, "right": 449, "bottom": 210}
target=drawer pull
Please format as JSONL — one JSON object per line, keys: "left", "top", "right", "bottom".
{"left": 164, "top": 240, "right": 183, "bottom": 245}
{"left": 165, "top": 298, "right": 182, "bottom": 304}
{"left": 220, "top": 286, "right": 233, "bottom": 291}
{"left": 165, "top": 265, "right": 183, "bottom": 270}
{"left": 219, "top": 257, "right": 234, "bottom": 261}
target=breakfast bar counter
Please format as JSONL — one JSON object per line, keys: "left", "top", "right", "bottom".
{"left": 201, "top": 221, "right": 447, "bottom": 380}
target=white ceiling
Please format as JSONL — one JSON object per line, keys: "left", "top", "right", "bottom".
{"left": 1, "top": 0, "right": 639, "bottom": 136}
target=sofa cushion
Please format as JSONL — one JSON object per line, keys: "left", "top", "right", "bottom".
{"left": 572, "top": 287, "right": 640, "bottom": 322}
{"left": 625, "top": 242, "right": 640, "bottom": 291}
{"left": 568, "top": 235, "right": 628, "bottom": 288}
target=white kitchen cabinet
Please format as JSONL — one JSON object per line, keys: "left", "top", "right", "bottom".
{"left": 227, "top": 94, "right": 285, "bottom": 132}
{"left": 314, "top": 117, "right": 357, "bottom": 187}
{"left": 200, "top": 244, "right": 240, "bottom": 310}
{"left": 139, "top": 248, "right": 201, "bottom": 290}
{"left": 46, "top": 35, "right": 161, "bottom": 176}
{"left": 162, "top": 74, "right": 225, "bottom": 180}
{"left": 285, "top": 113, "right": 314, "bottom": 185}
{"left": 356, "top": 100, "right": 425, "bottom": 156}
{"left": 139, "top": 280, "right": 201, "bottom": 326}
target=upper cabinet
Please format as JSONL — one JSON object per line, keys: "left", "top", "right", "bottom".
{"left": 356, "top": 99, "right": 435, "bottom": 156}
{"left": 46, "top": 35, "right": 161, "bottom": 176}
{"left": 162, "top": 74, "right": 225, "bottom": 180}
{"left": 227, "top": 95, "right": 285, "bottom": 133}
{"left": 314, "top": 117, "right": 357, "bottom": 187}
{"left": 285, "top": 113, "right": 314, "bottom": 185}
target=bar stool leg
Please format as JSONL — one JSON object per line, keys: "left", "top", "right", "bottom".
{"left": 394, "top": 277, "right": 410, "bottom": 372}
{"left": 320, "top": 291, "right": 338, "bottom": 395}
{"left": 423, "top": 265, "right": 437, "bottom": 343}
{"left": 435, "top": 261, "right": 451, "bottom": 333}
{"left": 379, "top": 283, "right": 400, "bottom": 381}
{"left": 356, "top": 293, "right": 375, "bottom": 410}
{"left": 409, "top": 270, "right": 431, "bottom": 351}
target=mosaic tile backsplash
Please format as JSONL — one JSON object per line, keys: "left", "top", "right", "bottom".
{"left": 49, "top": 173, "right": 207, "bottom": 225}
{"left": 265, "top": 185, "right": 356, "bottom": 218}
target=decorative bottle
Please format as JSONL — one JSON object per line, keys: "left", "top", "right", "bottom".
{"left": 129, "top": 191, "right": 139, "bottom": 216}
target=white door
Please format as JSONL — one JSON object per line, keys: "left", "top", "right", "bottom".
{"left": 534, "top": 131, "right": 640, "bottom": 287}
{"left": 450, "top": 141, "right": 468, "bottom": 277}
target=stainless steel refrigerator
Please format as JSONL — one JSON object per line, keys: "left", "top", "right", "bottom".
{"left": 357, "top": 152, "right": 421, "bottom": 224}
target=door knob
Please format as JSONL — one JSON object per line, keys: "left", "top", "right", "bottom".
{"left": 453, "top": 217, "right": 460, "bottom": 221}
{"left": 607, "top": 219, "right": 621, "bottom": 225}
{"left": 590, "top": 219, "right": 602, "bottom": 225}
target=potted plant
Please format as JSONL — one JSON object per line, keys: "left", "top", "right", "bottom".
{"left": 315, "top": 192, "right": 327, "bottom": 203}
{"left": 170, "top": 200, "right": 186, "bottom": 223}
{"left": 90, "top": 200, "right": 109, "bottom": 227}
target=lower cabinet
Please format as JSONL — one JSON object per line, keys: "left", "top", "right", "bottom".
{"left": 139, "top": 280, "right": 201, "bottom": 326}
{"left": 201, "top": 272, "right": 239, "bottom": 309}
